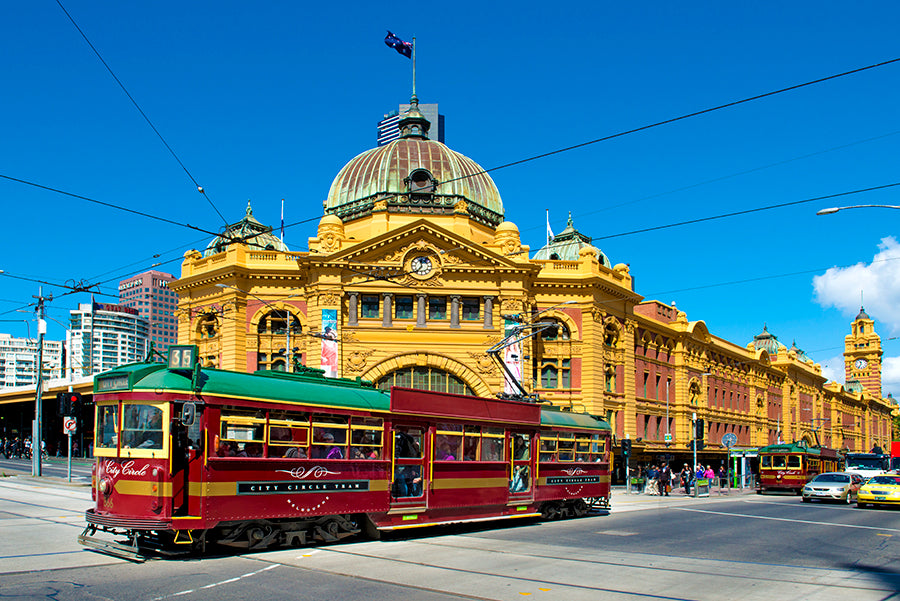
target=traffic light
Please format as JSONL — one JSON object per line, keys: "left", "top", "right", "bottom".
{"left": 694, "top": 418, "right": 705, "bottom": 443}
{"left": 621, "top": 439, "right": 632, "bottom": 456}
{"left": 56, "top": 392, "right": 82, "bottom": 416}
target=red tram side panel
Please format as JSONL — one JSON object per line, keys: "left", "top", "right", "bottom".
{"left": 80, "top": 358, "right": 611, "bottom": 559}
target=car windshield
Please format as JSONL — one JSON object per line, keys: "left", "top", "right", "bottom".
{"left": 868, "top": 476, "right": 900, "bottom": 485}
{"left": 813, "top": 474, "right": 848, "bottom": 483}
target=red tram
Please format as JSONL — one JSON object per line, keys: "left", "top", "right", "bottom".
{"left": 79, "top": 346, "right": 611, "bottom": 559}
{"left": 757, "top": 442, "right": 841, "bottom": 494}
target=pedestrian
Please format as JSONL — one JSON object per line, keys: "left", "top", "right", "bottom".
{"left": 680, "top": 463, "right": 692, "bottom": 495}
{"left": 659, "top": 463, "right": 672, "bottom": 496}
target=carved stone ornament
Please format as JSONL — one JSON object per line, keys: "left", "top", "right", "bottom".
{"left": 591, "top": 307, "right": 607, "bottom": 322}
{"left": 341, "top": 331, "right": 360, "bottom": 343}
{"left": 501, "top": 299, "right": 524, "bottom": 313}
{"left": 468, "top": 352, "right": 496, "bottom": 375}
{"left": 346, "top": 349, "right": 374, "bottom": 372}
{"left": 320, "top": 232, "right": 340, "bottom": 252}
{"left": 373, "top": 199, "right": 388, "bottom": 211}
{"left": 454, "top": 199, "right": 468, "bottom": 214}
{"left": 318, "top": 293, "right": 340, "bottom": 307}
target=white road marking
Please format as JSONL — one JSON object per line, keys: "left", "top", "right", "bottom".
{"left": 674, "top": 507, "right": 900, "bottom": 532}
{"left": 153, "top": 564, "right": 279, "bottom": 599}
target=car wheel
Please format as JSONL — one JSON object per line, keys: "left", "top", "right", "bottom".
{"left": 802, "top": 496, "right": 810, "bottom": 503}
{"left": 845, "top": 493, "right": 852, "bottom": 504}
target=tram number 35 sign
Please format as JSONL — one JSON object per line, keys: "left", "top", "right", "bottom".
{"left": 63, "top": 417, "right": 77, "bottom": 435}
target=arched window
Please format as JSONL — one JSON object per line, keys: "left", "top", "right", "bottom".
{"left": 406, "top": 168, "right": 436, "bottom": 194}
{"left": 257, "top": 309, "right": 302, "bottom": 371}
{"left": 540, "top": 318, "right": 570, "bottom": 341}
{"left": 376, "top": 366, "right": 473, "bottom": 395}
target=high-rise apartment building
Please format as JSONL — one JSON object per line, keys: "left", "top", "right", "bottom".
{"left": 118, "top": 270, "right": 178, "bottom": 354}
{"left": 0, "top": 333, "right": 63, "bottom": 388}
{"left": 68, "top": 302, "right": 149, "bottom": 375}
{"left": 377, "top": 102, "right": 444, "bottom": 146}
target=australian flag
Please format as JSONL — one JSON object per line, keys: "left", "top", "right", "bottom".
{"left": 384, "top": 31, "right": 412, "bottom": 58}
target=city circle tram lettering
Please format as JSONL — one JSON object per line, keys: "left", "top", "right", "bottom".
{"left": 547, "top": 476, "right": 601, "bottom": 485}
{"left": 237, "top": 480, "right": 370, "bottom": 495}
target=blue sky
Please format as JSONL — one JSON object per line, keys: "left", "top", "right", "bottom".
{"left": 2, "top": 2, "right": 899, "bottom": 396}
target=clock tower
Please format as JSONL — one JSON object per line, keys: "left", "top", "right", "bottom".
{"left": 844, "top": 306, "right": 883, "bottom": 399}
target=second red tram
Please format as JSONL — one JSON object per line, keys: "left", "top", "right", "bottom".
{"left": 757, "top": 442, "right": 841, "bottom": 494}
{"left": 80, "top": 346, "right": 611, "bottom": 559}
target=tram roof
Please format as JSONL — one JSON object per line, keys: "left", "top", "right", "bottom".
{"left": 757, "top": 442, "right": 835, "bottom": 456}
{"left": 540, "top": 406, "right": 611, "bottom": 431}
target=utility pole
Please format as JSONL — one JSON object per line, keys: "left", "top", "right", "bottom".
{"left": 32, "top": 287, "right": 51, "bottom": 477}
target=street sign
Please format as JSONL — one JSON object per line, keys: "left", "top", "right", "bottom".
{"left": 722, "top": 432, "right": 737, "bottom": 448}
{"left": 664, "top": 433, "right": 672, "bottom": 443}
{"left": 63, "top": 417, "right": 77, "bottom": 435}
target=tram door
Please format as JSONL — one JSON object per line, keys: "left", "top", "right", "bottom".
{"left": 171, "top": 402, "right": 203, "bottom": 517}
{"left": 390, "top": 425, "right": 427, "bottom": 506}
{"left": 509, "top": 432, "right": 534, "bottom": 501}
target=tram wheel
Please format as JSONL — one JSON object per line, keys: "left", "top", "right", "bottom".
{"left": 541, "top": 503, "right": 561, "bottom": 520}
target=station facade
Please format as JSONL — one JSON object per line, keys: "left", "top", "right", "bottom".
{"left": 172, "top": 96, "right": 896, "bottom": 471}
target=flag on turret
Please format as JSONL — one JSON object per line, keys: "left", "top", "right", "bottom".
{"left": 385, "top": 31, "right": 412, "bottom": 58}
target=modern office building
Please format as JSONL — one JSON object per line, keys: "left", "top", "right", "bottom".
{"left": 68, "top": 302, "right": 149, "bottom": 375}
{"left": 377, "top": 101, "right": 444, "bottom": 146}
{"left": 0, "top": 333, "right": 63, "bottom": 388}
{"left": 118, "top": 270, "right": 178, "bottom": 355}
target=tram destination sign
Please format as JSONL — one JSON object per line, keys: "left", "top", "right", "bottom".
{"left": 237, "top": 480, "right": 370, "bottom": 495}
{"left": 97, "top": 374, "right": 130, "bottom": 392}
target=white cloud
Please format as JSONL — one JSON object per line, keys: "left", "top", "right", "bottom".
{"left": 819, "top": 355, "right": 845, "bottom": 385}
{"left": 883, "top": 356, "right": 900, "bottom": 400}
{"left": 813, "top": 236, "right": 900, "bottom": 334}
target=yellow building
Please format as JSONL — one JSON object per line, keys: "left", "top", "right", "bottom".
{"left": 172, "top": 96, "right": 895, "bottom": 471}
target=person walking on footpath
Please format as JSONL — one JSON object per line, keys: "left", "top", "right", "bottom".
{"left": 659, "top": 463, "right": 672, "bottom": 496}
{"left": 680, "top": 463, "right": 692, "bottom": 495}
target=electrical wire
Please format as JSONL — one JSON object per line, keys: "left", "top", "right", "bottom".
{"left": 441, "top": 56, "right": 900, "bottom": 187}
{"left": 54, "top": 0, "right": 229, "bottom": 227}
{"left": 0, "top": 174, "right": 221, "bottom": 238}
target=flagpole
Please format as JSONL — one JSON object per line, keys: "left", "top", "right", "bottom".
{"left": 280, "top": 198, "right": 284, "bottom": 243}
{"left": 412, "top": 37, "right": 416, "bottom": 97}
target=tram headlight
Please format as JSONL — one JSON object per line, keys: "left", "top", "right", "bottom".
{"left": 98, "top": 478, "right": 112, "bottom": 496}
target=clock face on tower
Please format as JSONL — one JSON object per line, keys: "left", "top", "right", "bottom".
{"left": 410, "top": 256, "right": 433, "bottom": 276}
{"left": 854, "top": 358, "right": 868, "bottom": 369}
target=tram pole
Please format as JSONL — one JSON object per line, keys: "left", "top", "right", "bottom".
{"left": 32, "top": 288, "right": 51, "bottom": 477}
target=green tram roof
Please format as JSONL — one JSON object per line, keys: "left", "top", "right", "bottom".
{"left": 757, "top": 442, "right": 832, "bottom": 456}
{"left": 94, "top": 362, "right": 611, "bottom": 431}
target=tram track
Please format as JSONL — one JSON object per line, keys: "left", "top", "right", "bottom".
{"left": 254, "top": 532, "right": 900, "bottom": 600}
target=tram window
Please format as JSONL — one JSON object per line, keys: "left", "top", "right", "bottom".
{"left": 591, "top": 436, "right": 606, "bottom": 459}
{"left": 121, "top": 404, "right": 164, "bottom": 450}
{"left": 787, "top": 455, "right": 801, "bottom": 469}
{"left": 394, "top": 428, "right": 422, "bottom": 459}
{"left": 772, "top": 456, "right": 786, "bottom": 468}
{"left": 350, "top": 417, "right": 383, "bottom": 459}
{"left": 558, "top": 437, "right": 575, "bottom": 462}
{"left": 808, "top": 459, "right": 819, "bottom": 472}
{"left": 575, "top": 436, "right": 592, "bottom": 462}
{"left": 436, "top": 423, "right": 462, "bottom": 461}
{"left": 220, "top": 411, "right": 265, "bottom": 444}
{"left": 512, "top": 434, "right": 530, "bottom": 461}
{"left": 482, "top": 428, "right": 504, "bottom": 461}
{"left": 463, "top": 425, "right": 481, "bottom": 461}
{"left": 540, "top": 436, "right": 557, "bottom": 462}
{"left": 96, "top": 404, "right": 119, "bottom": 449}
{"left": 761, "top": 455, "right": 772, "bottom": 468}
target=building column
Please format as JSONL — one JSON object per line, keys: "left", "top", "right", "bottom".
{"left": 348, "top": 292, "right": 358, "bottom": 326}
{"left": 483, "top": 296, "right": 493, "bottom": 329}
{"left": 416, "top": 294, "right": 426, "bottom": 327}
{"left": 382, "top": 293, "right": 393, "bottom": 328}
{"left": 450, "top": 295, "right": 460, "bottom": 329}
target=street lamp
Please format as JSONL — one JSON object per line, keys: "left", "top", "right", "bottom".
{"left": 215, "top": 284, "right": 300, "bottom": 371}
{"left": 816, "top": 204, "right": 900, "bottom": 215}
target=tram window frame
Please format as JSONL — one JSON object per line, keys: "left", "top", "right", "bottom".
{"left": 557, "top": 435, "right": 576, "bottom": 462}
{"left": 268, "top": 411, "right": 311, "bottom": 458}
{"left": 218, "top": 408, "right": 266, "bottom": 457}
{"left": 350, "top": 416, "right": 383, "bottom": 460}
{"left": 761, "top": 455, "right": 772, "bottom": 468}
{"left": 311, "top": 415, "right": 349, "bottom": 459}
{"left": 435, "top": 422, "right": 463, "bottom": 461}
{"left": 772, "top": 455, "right": 786, "bottom": 468}
{"left": 120, "top": 402, "right": 168, "bottom": 459}
{"left": 575, "top": 436, "right": 592, "bottom": 462}
{"left": 94, "top": 402, "right": 120, "bottom": 456}
{"left": 539, "top": 435, "right": 558, "bottom": 462}
{"left": 787, "top": 455, "right": 802, "bottom": 469}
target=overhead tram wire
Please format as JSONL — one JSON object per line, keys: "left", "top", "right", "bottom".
{"left": 54, "top": 0, "right": 229, "bottom": 228}
{"left": 439, "top": 56, "right": 900, "bottom": 188}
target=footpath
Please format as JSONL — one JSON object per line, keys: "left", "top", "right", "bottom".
{"left": 608, "top": 482, "right": 758, "bottom": 512}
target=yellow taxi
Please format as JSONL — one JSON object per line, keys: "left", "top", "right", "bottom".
{"left": 856, "top": 474, "right": 900, "bottom": 508}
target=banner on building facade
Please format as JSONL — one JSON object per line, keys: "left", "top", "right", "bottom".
{"left": 503, "top": 318, "right": 523, "bottom": 395}
{"left": 320, "top": 309, "right": 338, "bottom": 378}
